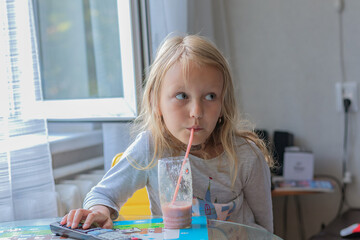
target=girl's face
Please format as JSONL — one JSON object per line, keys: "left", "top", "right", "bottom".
{"left": 159, "top": 62, "right": 223, "bottom": 146}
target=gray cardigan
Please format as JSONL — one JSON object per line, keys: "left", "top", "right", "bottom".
{"left": 83, "top": 131, "right": 273, "bottom": 233}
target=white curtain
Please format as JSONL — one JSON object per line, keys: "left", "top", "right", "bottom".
{"left": 148, "top": 0, "right": 230, "bottom": 60}
{"left": 0, "top": 0, "right": 57, "bottom": 222}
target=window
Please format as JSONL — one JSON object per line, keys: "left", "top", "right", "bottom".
{"left": 33, "top": 0, "right": 142, "bottom": 121}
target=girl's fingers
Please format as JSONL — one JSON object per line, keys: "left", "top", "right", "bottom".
{"left": 66, "top": 209, "right": 90, "bottom": 228}
{"left": 66, "top": 209, "right": 77, "bottom": 227}
{"left": 101, "top": 219, "right": 113, "bottom": 229}
{"left": 72, "top": 209, "right": 92, "bottom": 229}
{"left": 82, "top": 211, "right": 96, "bottom": 229}
{"left": 82, "top": 211, "right": 111, "bottom": 229}
{"left": 61, "top": 208, "right": 112, "bottom": 230}
{"left": 60, "top": 214, "right": 68, "bottom": 225}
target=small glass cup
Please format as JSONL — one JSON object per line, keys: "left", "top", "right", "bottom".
{"left": 158, "top": 156, "right": 193, "bottom": 229}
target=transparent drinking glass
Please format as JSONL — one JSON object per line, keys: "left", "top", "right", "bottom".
{"left": 158, "top": 156, "right": 193, "bottom": 229}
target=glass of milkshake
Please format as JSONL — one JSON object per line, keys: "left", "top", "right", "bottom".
{"left": 158, "top": 156, "right": 193, "bottom": 229}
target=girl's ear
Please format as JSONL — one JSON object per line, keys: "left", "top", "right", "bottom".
{"left": 218, "top": 116, "right": 223, "bottom": 124}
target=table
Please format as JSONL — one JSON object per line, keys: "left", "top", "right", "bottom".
{"left": 0, "top": 216, "right": 283, "bottom": 240}
{"left": 310, "top": 208, "right": 360, "bottom": 240}
{"left": 271, "top": 179, "right": 335, "bottom": 240}
{"left": 272, "top": 190, "right": 311, "bottom": 240}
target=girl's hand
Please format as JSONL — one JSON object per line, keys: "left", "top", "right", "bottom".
{"left": 60, "top": 205, "right": 113, "bottom": 229}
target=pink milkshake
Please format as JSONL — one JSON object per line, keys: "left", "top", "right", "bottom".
{"left": 162, "top": 201, "right": 192, "bottom": 229}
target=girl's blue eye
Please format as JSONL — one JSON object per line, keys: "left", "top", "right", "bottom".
{"left": 205, "top": 93, "right": 216, "bottom": 100}
{"left": 175, "top": 93, "right": 187, "bottom": 100}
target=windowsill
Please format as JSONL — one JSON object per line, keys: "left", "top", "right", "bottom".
{"left": 48, "top": 128, "right": 104, "bottom": 180}
{"left": 48, "top": 129, "right": 103, "bottom": 154}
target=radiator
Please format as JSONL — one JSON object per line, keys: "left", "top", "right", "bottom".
{"left": 54, "top": 157, "right": 105, "bottom": 217}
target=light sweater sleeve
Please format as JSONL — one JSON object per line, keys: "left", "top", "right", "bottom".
{"left": 241, "top": 143, "right": 274, "bottom": 233}
{"left": 83, "top": 131, "right": 151, "bottom": 219}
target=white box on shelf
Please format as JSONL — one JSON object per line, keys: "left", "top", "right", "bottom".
{"left": 283, "top": 151, "right": 314, "bottom": 180}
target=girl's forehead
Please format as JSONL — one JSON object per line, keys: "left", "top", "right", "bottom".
{"left": 161, "top": 61, "right": 223, "bottom": 89}
{"left": 165, "top": 60, "right": 220, "bottom": 78}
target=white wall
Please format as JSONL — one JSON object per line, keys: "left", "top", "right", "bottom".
{"left": 224, "top": 0, "right": 360, "bottom": 239}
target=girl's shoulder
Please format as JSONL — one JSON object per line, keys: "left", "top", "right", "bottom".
{"left": 130, "top": 130, "right": 151, "bottom": 146}
{"left": 234, "top": 134, "right": 259, "bottom": 150}
{"left": 233, "top": 134, "right": 270, "bottom": 180}
{"left": 233, "top": 134, "right": 266, "bottom": 163}
{"left": 119, "top": 130, "right": 155, "bottom": 168}
{"left": 135, "top": 130, "right": 152, "bottom": 141}
{"left": 124, "top": 130, "right": 152, "bottom": 155}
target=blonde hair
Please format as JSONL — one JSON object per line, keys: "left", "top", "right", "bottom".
{"left": 133, "top": 34, "right": 273, "bottom": 186}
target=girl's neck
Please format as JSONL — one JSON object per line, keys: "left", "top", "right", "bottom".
{"left": 165, "top": 133, "right": 222, "bottom": 159}
{"left": 190, "top": 144, "right": 203, "bottom": 151}
{"left": 189, "top": 143, "right": 223, "bottom": 159}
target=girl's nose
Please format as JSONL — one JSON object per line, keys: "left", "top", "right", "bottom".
{"left": 190, "top": 100, "right": 203, "bottom": 119}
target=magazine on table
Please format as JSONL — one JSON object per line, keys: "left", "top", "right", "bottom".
{"left": 273, "top": 177, "right": 334, "bottom": 192}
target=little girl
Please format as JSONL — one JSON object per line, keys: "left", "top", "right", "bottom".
{"left": 61, "top": 35, "right": 274, "bottom": 233}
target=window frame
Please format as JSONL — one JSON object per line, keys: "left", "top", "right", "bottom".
{"left": 34, "top": 0, "right": 143, "bottom": 122}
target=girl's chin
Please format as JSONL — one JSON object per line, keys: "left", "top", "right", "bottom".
{"left": 190, "top": 140, "right": 204, "bottom": 145}
{"left": 178, "top": 133, "right": 206, "bottom": 146}
{"left": 185, "top": 138, "right": 205, "bottom": 146}
{"left": 179, "top": 138, "right": 200, "bottom": 145}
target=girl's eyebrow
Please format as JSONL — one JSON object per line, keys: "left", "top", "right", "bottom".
{"left": 169, "top": 84, "right": 185, "bottom": 90}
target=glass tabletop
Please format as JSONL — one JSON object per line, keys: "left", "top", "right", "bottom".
{"left": 0, "top": 216, "right": 283, "bottom": 240}
{"left": 207, "top": 219, "right": 282, "bottom": 240}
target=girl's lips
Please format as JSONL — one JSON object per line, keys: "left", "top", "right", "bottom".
{"left": 188, "top": 127, "right": 202, "bottom": 132}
